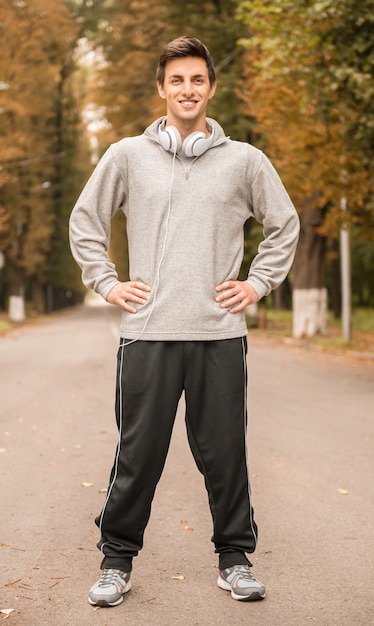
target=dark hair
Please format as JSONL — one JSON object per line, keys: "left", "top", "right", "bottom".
{"left": 156, "top": 36, "right": 216, "bottom": 87}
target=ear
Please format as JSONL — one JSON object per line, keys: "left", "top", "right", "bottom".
{"left": 209, "top": 81, "right": 217, "bottom": 100}
{"left": 157, "top": 82, "right": 166, "bottom": 99}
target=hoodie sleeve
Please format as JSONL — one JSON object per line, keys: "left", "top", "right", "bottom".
{"left": 69, "top": 146, "right": 126, "bottom": 300}
{"left": 246, "top": 153, "right": 300, "bottom": 300}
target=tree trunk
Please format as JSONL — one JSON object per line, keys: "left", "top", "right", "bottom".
{"left": 6, "top": 263, "right": 26, "bottom": 321}
{"left": 292, "top": 287, "right": 327, "bottom": 338}
{"left": 272, "top": 284, "right": 283, "bottom": 311}
{"left": 31, "top": 278, "right": 47, "bottom": 314}
{"left": 292, "top": 199, "right": 327, "bottom": 338}
{"left": 329, "top": 238, "right": 341, "bottom": 319}
{"left": 8, "top": 295, "right": 26, "bottom": 322}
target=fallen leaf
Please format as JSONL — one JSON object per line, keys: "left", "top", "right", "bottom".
{"left": 171, "top": 575, "right": 185, "bottom": 580}
{"left": 338, "top": 489, "right": 349, "bottom": 496}
{"left": 0, "top": 609, "right": 15, "bottom": 616}
{"left": 183, "top": 526, "right": 194, "bottom": 531}
{"left": 81, "top": 482, "right": 94, "bottom": 488}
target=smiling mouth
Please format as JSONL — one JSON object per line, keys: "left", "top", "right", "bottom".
{"left": 179, "top": 100, "right": 198, "bottom": 107}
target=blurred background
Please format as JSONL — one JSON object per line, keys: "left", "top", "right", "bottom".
{"left": 0, "top": 0, "right": 373, "bottom": 350}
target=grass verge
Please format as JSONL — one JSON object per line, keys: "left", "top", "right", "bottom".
{"left": 249, "top": 307, "right": 374, "bottom": 356}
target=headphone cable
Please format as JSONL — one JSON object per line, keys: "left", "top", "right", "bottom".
{"left": 122, "top": 148, "right": 176, "bottom": 346}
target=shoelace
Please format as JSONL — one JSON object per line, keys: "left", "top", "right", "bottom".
{"left": 229, "top": 565, "right": 256, "bottom": 583}
{"left": 98, "top": 569, "right": 123, "bottom": 588}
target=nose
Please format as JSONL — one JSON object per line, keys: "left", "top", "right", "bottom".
{"left": 182, "top": 79, "right": 194, "bottom": 96}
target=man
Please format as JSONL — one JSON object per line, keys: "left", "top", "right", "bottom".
{"left": 69, "top": 36, "right": 299, "bottom": 607}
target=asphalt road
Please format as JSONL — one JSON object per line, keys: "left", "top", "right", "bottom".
{"left": 1, "top": 302, "right": 373, "bottom": 626}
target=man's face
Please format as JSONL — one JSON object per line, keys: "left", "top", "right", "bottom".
{"left": 157, "top": 56, "right": 216, "bottom": 131}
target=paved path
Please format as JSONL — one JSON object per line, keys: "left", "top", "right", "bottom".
{"left": 1, "top": 303, "right": 373, "bottom": 625}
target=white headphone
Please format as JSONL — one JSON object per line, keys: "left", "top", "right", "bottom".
{"left": 158, "top": 118, "right": 215, "bottom": 157}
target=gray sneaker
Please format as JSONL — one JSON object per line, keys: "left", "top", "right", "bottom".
{"left": 217, "top": 564, "right": 266, "bottom": 601}
{"left": 88, "top": 569, "right": 131, "bottom": 606}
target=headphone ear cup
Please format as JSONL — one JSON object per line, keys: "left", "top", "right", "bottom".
{"left": 158, "top": 120, "right": 215, "bottom": 156}
{"left": 182, "top": 132, "right": 207, "bottom": 157}
{"left": 158, "top": 124, "right": 182, "bottom": 153}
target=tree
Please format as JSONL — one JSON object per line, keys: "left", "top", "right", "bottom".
{"left": 0, "top": 0, "right": 89, "bottom": 316}
{"left": 237, "top": 0, "right": 374, "bottom": 336}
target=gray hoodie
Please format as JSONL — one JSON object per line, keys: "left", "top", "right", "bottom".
{"left": 69, "top": 117, "right": 299, "bottom": 341}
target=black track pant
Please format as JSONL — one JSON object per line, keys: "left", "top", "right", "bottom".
{"left": 96, "top": 338, "right": 258, "bottom": 570}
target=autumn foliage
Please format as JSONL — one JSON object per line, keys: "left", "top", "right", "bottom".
{"left": 0, "top": 0, "right": 373, "bottom": 314}
{"left": 0, "top": 0, "right": 88, "bottom": 309}
{"left": 237, "top": 0, "right": 373, "bottom": 238}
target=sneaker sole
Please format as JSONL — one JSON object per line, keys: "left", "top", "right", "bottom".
{"left": 88, "top": 581, "right": 131, "bottom": 607}
{"left": 217, "top": 576, "right": 266, "bottom": 601}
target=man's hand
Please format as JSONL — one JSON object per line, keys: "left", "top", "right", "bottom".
{"left": 106, "top": 281, "right": 151, "bottom": 313}
{"left": 215, "top": 280, "right": 259, "bottom": 313}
